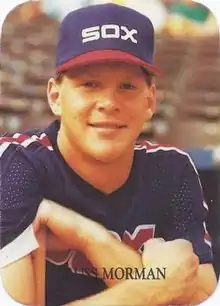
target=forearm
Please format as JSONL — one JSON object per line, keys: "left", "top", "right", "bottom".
{"left": 1, "top": 255, "right": 36, "bottom": 305}
{"left": 172, "top": 264, "right": 217, "bottom": 305}
{"left": 184, "top": 265, "right": 217, "bottom": 305}
{"left": 84, "top": 232, "right": 143, "bottom": 286}
{"left": 36, "top": 199, "right": 143, "bottom": 286}
{"left": 64, "top": 278, "right": 168, "bottom": 306}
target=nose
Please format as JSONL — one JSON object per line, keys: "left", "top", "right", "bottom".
{"left": 96, "top": 89, "right": 120, "bottom": 113}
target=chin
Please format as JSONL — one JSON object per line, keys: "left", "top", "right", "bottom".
{"left": 87, "top": 143, "right": 129, "bottom": 164}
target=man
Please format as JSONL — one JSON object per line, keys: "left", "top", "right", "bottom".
{"left": 0, "top": 3, "right": 217, "bottom": 306}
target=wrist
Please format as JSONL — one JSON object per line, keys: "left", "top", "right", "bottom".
{"left": 120, "top": 278, "right": 170, "bottom": 306}
{"left": 78, "top": 220, "right": 110, "bottom": 252}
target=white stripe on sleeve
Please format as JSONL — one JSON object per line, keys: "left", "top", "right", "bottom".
{"left": 0, "top": 224, "right": 39, "bottom": 268}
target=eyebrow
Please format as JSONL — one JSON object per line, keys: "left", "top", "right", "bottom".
{"left": 69, "top": 70, "right": 144, "bottom": 80}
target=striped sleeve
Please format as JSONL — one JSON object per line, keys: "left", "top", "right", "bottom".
{"left": 135, "top": 141, "right": 213, "bottom": 264}
{"left": 164, "top": 154, "right": 213, "bottom": 264}
{"left": 0, "top": 137, "right": 43, "bottom": 261}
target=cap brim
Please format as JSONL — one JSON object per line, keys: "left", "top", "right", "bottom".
{"left": 56, "top": 50, "right": 162, "bottom": 77}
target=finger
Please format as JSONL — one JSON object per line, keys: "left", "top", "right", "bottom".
{"left": 47, "top": 232, "right": 72, "bottom": 251}
{"left": 142, "top": 238, "right": 165, "bottom": 266}
{"left": 143, "top": 238, "right": 166, "bottom": 250}
{"left": 171, "top": 239, "right": 194, "bottom": 252}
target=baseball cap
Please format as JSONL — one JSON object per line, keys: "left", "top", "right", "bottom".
{"left": 56, "top": 3, "right": 161, "bottom": 76}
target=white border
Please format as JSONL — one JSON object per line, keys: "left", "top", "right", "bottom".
{"left": 0, "top": 0, "right": 219, "bottom": 305}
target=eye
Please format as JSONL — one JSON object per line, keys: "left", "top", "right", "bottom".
{"left": 120, "top": 83, "right": 136, "bottom": 90}
{"left": 82, "top": 81, "right": 99, "bottom": 88}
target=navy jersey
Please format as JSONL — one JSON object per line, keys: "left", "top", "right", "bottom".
{"left": 0, "top": 120, "right": 212, "bottom": 306}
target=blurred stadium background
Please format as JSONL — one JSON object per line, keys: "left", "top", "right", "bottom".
{"left": 0, "top": 0, "right": 220, "bottom": 277}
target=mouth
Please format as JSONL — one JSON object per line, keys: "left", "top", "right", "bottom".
{"left": 88, "top": 122, "right": 127, "bottom": 129}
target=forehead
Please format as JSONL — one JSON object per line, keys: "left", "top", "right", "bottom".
{"left": 65, "top": 62, "right": 146, "bottom": 78}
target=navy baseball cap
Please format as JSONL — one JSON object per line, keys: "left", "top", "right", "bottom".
{"left": 56, "top": 3, "right": 161, "bottom": 76}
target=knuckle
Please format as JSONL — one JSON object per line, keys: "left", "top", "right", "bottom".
{"left": 192, "top": 253, "right": 200, "bottom": 265}
{"left": 144, "top": 238, "right": 165, "bottom": 247}
{"left": 187, "top": 253, "right": 199, "bottom": 270}
{"left": 177, "top": 239, "right": 193, "bottom": 250}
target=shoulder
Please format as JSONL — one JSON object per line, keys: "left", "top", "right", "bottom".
{"left": 0, "top": 129, "right": 54, "bottom": 172}
{"left": 135, "top": 140, "right": 196, "bottom": 171}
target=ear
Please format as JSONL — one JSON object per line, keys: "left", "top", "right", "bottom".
{"left": 47, "top": 77, "right": 62, "bottom": 117}
{"left": 144, "top": 84, "right": 157, "bottom": 121}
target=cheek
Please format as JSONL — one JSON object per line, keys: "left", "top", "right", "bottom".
{"left": 61, "top": 91, "right": 90, "bottom": 122}
{"left": 126, "top": 100, "right": 147, "bottom": 121}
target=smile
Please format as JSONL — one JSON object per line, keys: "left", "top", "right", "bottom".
{"left": 89, "top": 123, "right": 127, "bottom": 129}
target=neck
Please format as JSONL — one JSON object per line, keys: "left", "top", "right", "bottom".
{"left": 57, "top": 132, "right": 134, "bottom": 195}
